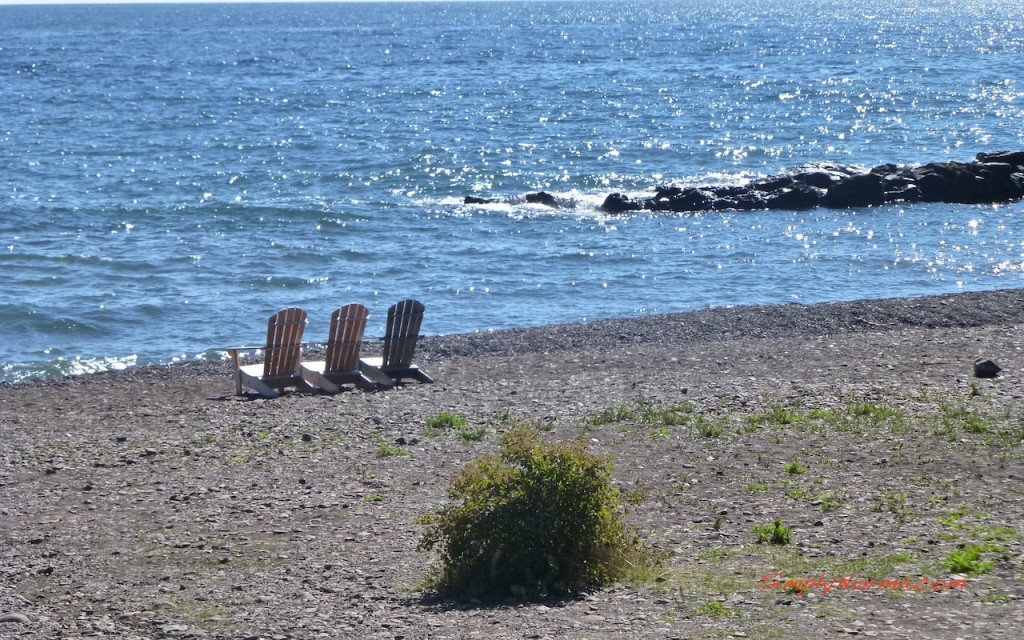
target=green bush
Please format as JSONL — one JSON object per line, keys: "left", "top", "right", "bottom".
{"left": 418, "top": 426, "right": 656, "bottom": 599}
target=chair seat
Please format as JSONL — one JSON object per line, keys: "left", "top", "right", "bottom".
{"left": 300, "top": 359, "right": 376, "bottom": 392}
{"left": 360, "top": 356, "right": 434, "bottom": 384}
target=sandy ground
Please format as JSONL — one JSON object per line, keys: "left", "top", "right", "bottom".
{"left": 2, "top": 289, "right": 1024, "bottom": 639}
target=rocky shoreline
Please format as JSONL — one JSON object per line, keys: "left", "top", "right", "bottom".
{"left": 3, "top": 289, "right": 1024, "bottom": 639}
{"left": 465, "top": 150, "right": 1024, "bottom": 214}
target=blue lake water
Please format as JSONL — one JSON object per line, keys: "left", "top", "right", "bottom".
{"left": 2, "top": 0, "right": 1023, "bottom": 382}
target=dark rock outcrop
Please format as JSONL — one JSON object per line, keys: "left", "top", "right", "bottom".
{"left": 600, "top": 150, "right": 1024, "bottom": 214}
{"left": 466, "top": 150, "right": 1024, "bottom": 214}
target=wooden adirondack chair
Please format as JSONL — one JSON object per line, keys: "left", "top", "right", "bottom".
{"left": 300, "top": 303, "right": 377, "bottom": 393}
{"left": 360, "top": 299, "right": 434, "bottom": 384}
{"left": 228, "top": 307, "right": 310, "bottom": 398}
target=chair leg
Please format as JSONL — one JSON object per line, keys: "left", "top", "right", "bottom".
{"left": 356, "top": 373, "right": 378, "bottom": 391}
{"left": 301, "top": 368, "right": 341, "bottom": 394}
{"left": 228, "top": 348, "right": 243, "bottom": 396}
{"left": 359, "top": 360, "right": 397, "bottom": 388}
{"left": 240, "top": 371, "right": 280, "bottom": 399}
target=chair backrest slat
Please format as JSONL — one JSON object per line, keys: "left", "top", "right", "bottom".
{"left": 324, "top": 303, "right": 369, "bottom": 373}
{"left": 262, "top": 307, "right": 307, "bottom": 377}
{"left": 382, "top": 299, "right": 425, "bottom": 368}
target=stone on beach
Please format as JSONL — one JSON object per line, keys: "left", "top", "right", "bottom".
{"left": 973, "top": 358, "right": 1002, "bottom": 378}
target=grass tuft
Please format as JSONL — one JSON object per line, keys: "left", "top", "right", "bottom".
{"left": 753, "top": 519, "right": 792, "bottom": 545}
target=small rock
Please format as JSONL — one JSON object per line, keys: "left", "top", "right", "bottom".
{"left": 973, "top": 358, "right": 1001, "bottom": 378}
{"left": 0, "top": 613, "right": 30, "bottom": 624}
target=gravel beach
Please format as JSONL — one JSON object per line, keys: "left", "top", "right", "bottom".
{"left": 3, "top": 289, "right": 1023, "bottom": 639}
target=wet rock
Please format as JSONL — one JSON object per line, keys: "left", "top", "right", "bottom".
{"left": 489, "top": 150, "right": 1024, "bottom": 215}
{"left": 652, "top": 188, "right": 712, "bottom": 212}
{"left": 974, "top": 161, "right": 1024, "bottom": 202}
{"left": 712, "top": 190, "right": 767, "bottom": 211}
{"left": 823, "top": 173, "right": 885, "bottom": 208}
{"left": 653, "top": 185, "right": 685, "bottom": 199}
{"left": 976, "top": 150, "right": 1024, "bottom": 168}
{"left": 525, "top": 191, "right": 559, "bottom": 207}
{"left": 750, "top": 175, "right": 795, "bottom": 192}
{"left": 765, "top": 184, "right": 823, "bottom": 210}
{"left": 599, "top": 192, "right": 641, "bottom": 214}
{"left": 907, "top": 160, "right": 1023, "bottom": 204}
